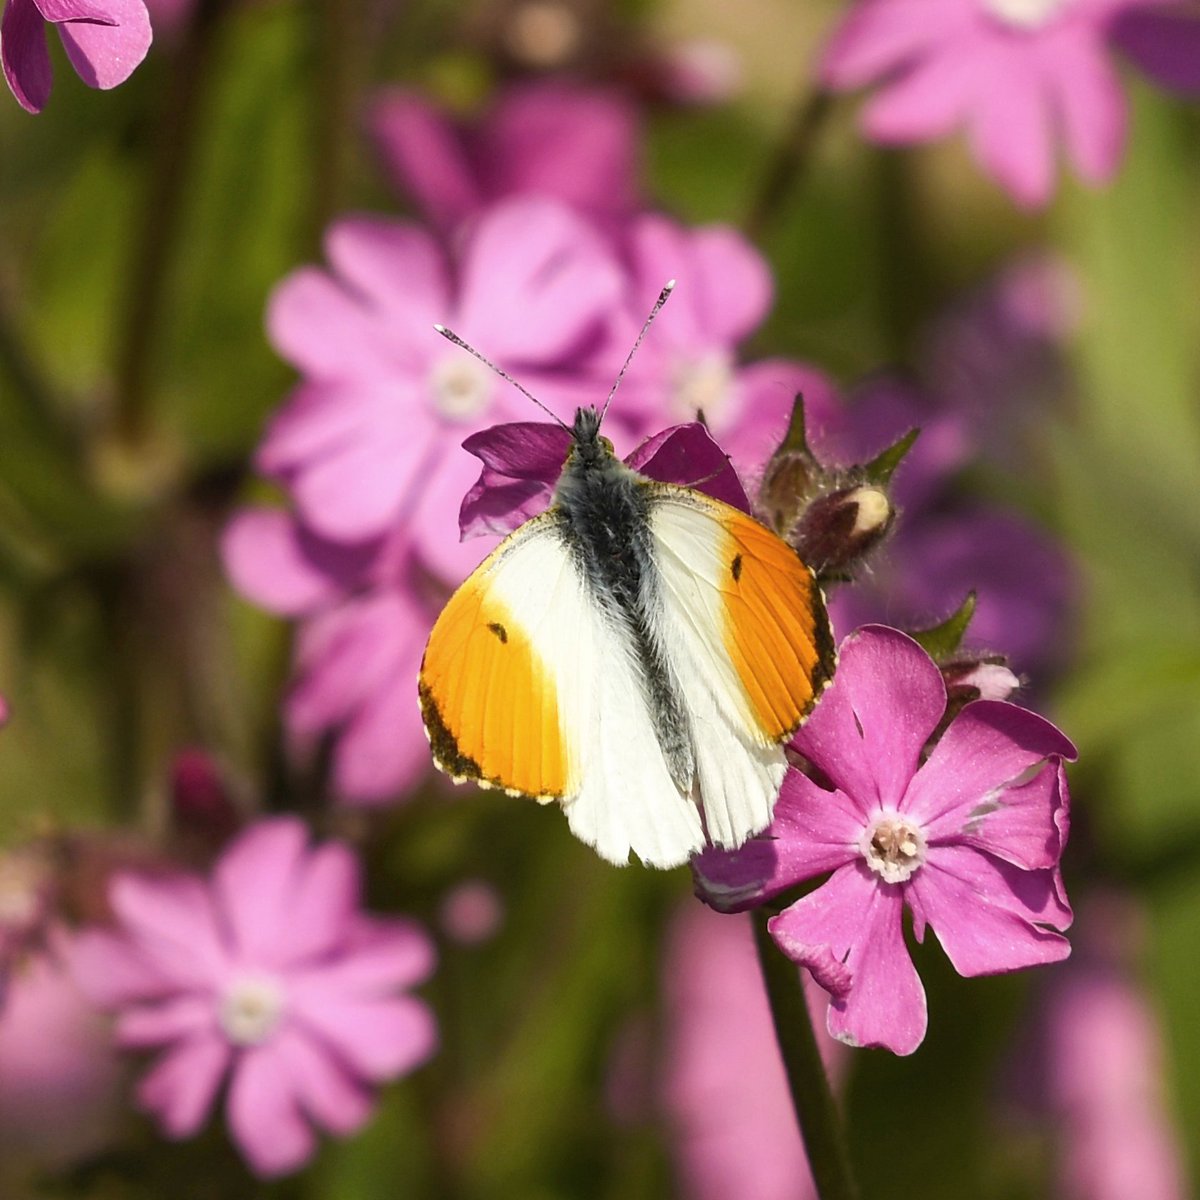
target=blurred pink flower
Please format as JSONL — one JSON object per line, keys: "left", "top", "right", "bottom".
{"left": 439, "top": 880, "right": 504, "bottom": 945}
{"left": 662, "top": 904, "right": 843, "bottom": 1200}
{"left": 0, "top": 944, "right": 123, "bottom": 1167}
{"left": 819, "top": 0, "right": 1189, "bottom": 207}
{"left": 370, "top": 80, "right": 642, "bottom": 235}
{"left": 260, "top": 196, "right": 622, "bottom": 581}
{"left": 609, "top": 215, "right": 840, "bottom": 476}
{"left": 1033, "top": 896, "right": 1189, "bottom": 1200}
{"left": 1, "top": 0, "right": 151, "bottom": 113}
{"left": 71, "top": 817, "right": 437, "bottom": 1176}
{"left": 695, "top": 625, "right": 1074, "bottom": 1055}
{"left": 222, "top": 510, "right": 436, "bottom": 804}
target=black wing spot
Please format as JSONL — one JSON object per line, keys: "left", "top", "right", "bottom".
{"left": 730, "top": 553, "right": 743, "bottom": 583}
{"left": 487, "top": 621, "right": 509, "bottom": 644}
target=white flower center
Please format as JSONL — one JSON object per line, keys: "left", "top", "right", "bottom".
{"left": 219, "top": 974, "right": 286, "bottom": 1046}
{"left": 981, "top": 0, "right": 1069, "bottom": 30}
{"left": 670, "top": 353, "right": 734, "bottom": 423}
{"left": 430, "top": 356, "right": 493, "bottom": 422}
{"left": 860, "top": 812, "right": 927, "bottom": 885}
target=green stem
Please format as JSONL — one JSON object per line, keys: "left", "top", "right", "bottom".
{"left": 753, "top": 909, "right": 859, "bottom": 1200}
{"left": 308, "top": 0, "right": 359, "bottom": 246}
{"left": 745, "top": 89, "right": 833, "bottom": 240}
{"left": 111, "top": 0, "right": 231, "bottom": 451}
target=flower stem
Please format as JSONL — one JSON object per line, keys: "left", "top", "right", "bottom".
{"left": 744, "top": 89, "right": 834, "bottom": 239}
{"left": 752, "top": 908, "right": 859, "bottom": 1200}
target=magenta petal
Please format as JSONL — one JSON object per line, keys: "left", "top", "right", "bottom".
{"left": 2, "top": 0, "right": 53, "bottom": 114}
{"left": 369, "top": 89, "right": 479, "bottom": 228}
{"left": 117, "top": 996, "right": 215, "bottom": 1048}
{"left": 1042, "top": 30, "right": 1126, "bottom": 184}
{"left": 221, "top": 508, "right": 376, "bottom": 617}
{"left": 32, "top": 0, "right": 112, "bottom": 20}
{"left": 966, "top": 53, "right": 1056, "bottom": 207}
{"left": 227, "top": 1044, "right": 316, "bottom": 1177}
{"left": 909, "top": 845, "right": 1071, "bottom": 976}
{"left": 292, "top": 917, "right": 436, "bottom": 997}
{"left": 280, "top": 841, "right": 361, "bottom": 964}
{"left": 1112, "top": 7, "right": 1200, "bottom": 93}
{"left": 627, "top": 422, "right": 752, "bottom": 511}
{"left": 821, "top": 0, "right": 963, "bottom": 86}
{"left": 136, "top": 1033, "right": 230, "bottom": 1138}
{"left": 273, "top": 1026, "right": 373, "bottom": 1136}
{"left": 793, "top": 626, "right": 946, "bottom": 812}
{"left": 904, "top": 699, "right": 1076, "bottom": 831}
{"left": 291, "top": 993, "right": 437, "bottom": 1081}
{"left": 949, "top": 759, "right": 1069, "bottom": 871}
{"left": 213, "top": 818, "right": 309, "bottom": 965}
{"left": 687, "top": 225, "right": 773, "bottom": 345}
{"left": 769, "top": 865, "right": 926, "bottom": 1054}
{"left": 456, "top": 197, "right": 622, "bottom": 361}
{"left": 68, "top": 929, "right": 175, "bottom": 1005}
{"left": 108, "top": 874, "right": 230, "bottom": 987}
{"left": 57, "top": 0, "right": 150, "bottom": 91}
{"left": 860, "top": 44, "right": 980, "bottom": 143}
{"left": 458, "top": 421, "right": 571, "bottom": 538}
{"left": 483, "top": 81, "right": 640, "bottom": 222}
{"left": 693, "top": 770, "right": 863, "bottom": 912}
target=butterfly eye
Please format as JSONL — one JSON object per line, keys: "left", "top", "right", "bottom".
{"left": 599, "top": 436, "right": 615, "bottom": 454}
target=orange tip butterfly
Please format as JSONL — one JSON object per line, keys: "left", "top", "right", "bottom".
{"left": 419, "top": 282, "right": 835, "bottom": 868}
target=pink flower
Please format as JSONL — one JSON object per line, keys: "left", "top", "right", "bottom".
{"left": 819, "top": 0, "right": 1185, "bottom": 207}
{"left": 71, "top": 818, "right": 437, "bottom": 1176}
{"left": 695, "top": 625, "right": 1075, "bottom": 1055}
{"left": 260, "top": 196, "right": 623, "bottom": 582}
{"left": 2, "top": 0, "right": 151, "bottom": 113}
{"left": 608, "top": 215, "right": 839, "bottom": 477}
{"left": 661, "top": 904, "right": 843, "bottom": 1200}
{"left": 222, "top": 510, "right": 439, "bottom": 804}
{"left": 1111, "top": 3, "right": 1200, "bottom": 93}
{"left": 0, "top": 945, "right": 123, "bottom": 1167}
{"left": 369, "top": 80, "right": 642, "bottom": 235}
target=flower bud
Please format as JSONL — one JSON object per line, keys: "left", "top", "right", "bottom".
{"left": 791, "top": 484, "right": 894, "bottom": 576}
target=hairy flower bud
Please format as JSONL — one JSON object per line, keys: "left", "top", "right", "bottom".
{"left": 791, "top": 484, "right": 894, "bottom": 576}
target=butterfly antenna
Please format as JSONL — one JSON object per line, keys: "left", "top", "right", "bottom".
{"left": 433, "top": 324, "right": 570, "bottom": 430}
{"left": 599, "top": 279, "right": 676, "bottom": 426}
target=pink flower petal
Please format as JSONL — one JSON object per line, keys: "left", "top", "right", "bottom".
{"left": 324, "top": 215, "right": 450, "bottom": 335}
{"left": 369, "top": 88, "right": 480, "bottom": 228}
{"left": 332, "top": 664, "right": 434, "bottom": 804}
{"left": 212, "top": 818, "right": 309, "bottom": 966}
{"left": 56, "top": 0, "right": 151, "bottom": 91}
{"left": 482, "top": 81, "right": 640, "bottom": 224}
{"left": 221, "top": 507, "right": 376, "bottom": 616}
{"left": 908, "top": 845, "right": 1071, "bottom": 975}
{"left": 903, "top": 699, "right": 1076, "bottom": 831}
{"left": 627, "top": 421, "right": 752, "bottom": 511}
{"left": 117, "top": 995, "right": 216, "bottom": 1048}
{"left": 136, "top": 1033, "right": 230, "bottom": 1138}
{"left": 860, "top": 46, "right": 981, "bottom": 143}
{"left": 769, "top": 864, "right": 926, "bottom": 1054}
{"left": 693, "top": 771, "right": 863, "bottom": 912}
{"left": 948, "top": 758, "right": 1069, "bottom": 871}
{"left": 1112, "top": 7, "right": 1200, "bottom": 93}
{"left": 32, "top": 0, "right": 112, "bottom": 22}
{"left": 226, "top": 1043, "right": 316, "bottom": 1177}
{"left": 1040, "top": 27, "right": 1126, "bottom": 184}
{"left": 290, "top": 993, "right": 437, "bottom": 1082}
{"left": 410, "top": 443, "right": 499, "bottom": 583}
{"left": 966, "top": 50, "right": 1057, "bottom": 208}
{"left": 820, "top": 0, "right": 965, "bottom": 88}
{"left": 455, "top": 198, "right": 623, "bottom": 362}
{"left": 273, "top": 1025, "right": 374, "bottom": 1136}
{"left": 108, "top": 873, "right": 230, "bottom": 988}
{"left": 687, "top": 225, "right": 773, "bottom": 346}
{"left": 68, "top": 929, "right": 177, "bottom": 1005}
{"left": 280, "top": 841, "right": 362, "bottom": 964}
{"left": 2, "top": 0, "right": 53, "bottom": 113}
{"left": 792, "top": 626, "right": 947, "bottom": 813}
{"left": 292, "top": 917, "right": 436, "bottom": 998}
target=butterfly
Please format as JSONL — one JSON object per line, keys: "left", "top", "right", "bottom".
{"left": 418, "top": 284, "right": 835, "bottom": 869}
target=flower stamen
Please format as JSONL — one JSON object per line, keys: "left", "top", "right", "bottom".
{"left": 861, "top": 812, "right": 927, "bottom": 884}
{"left": 219, "top": 974, "right": 286, "bottom": 1046}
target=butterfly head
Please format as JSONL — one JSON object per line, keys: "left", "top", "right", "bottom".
{"left": 569, "top": 406, "right": 616, "bottom": 469}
